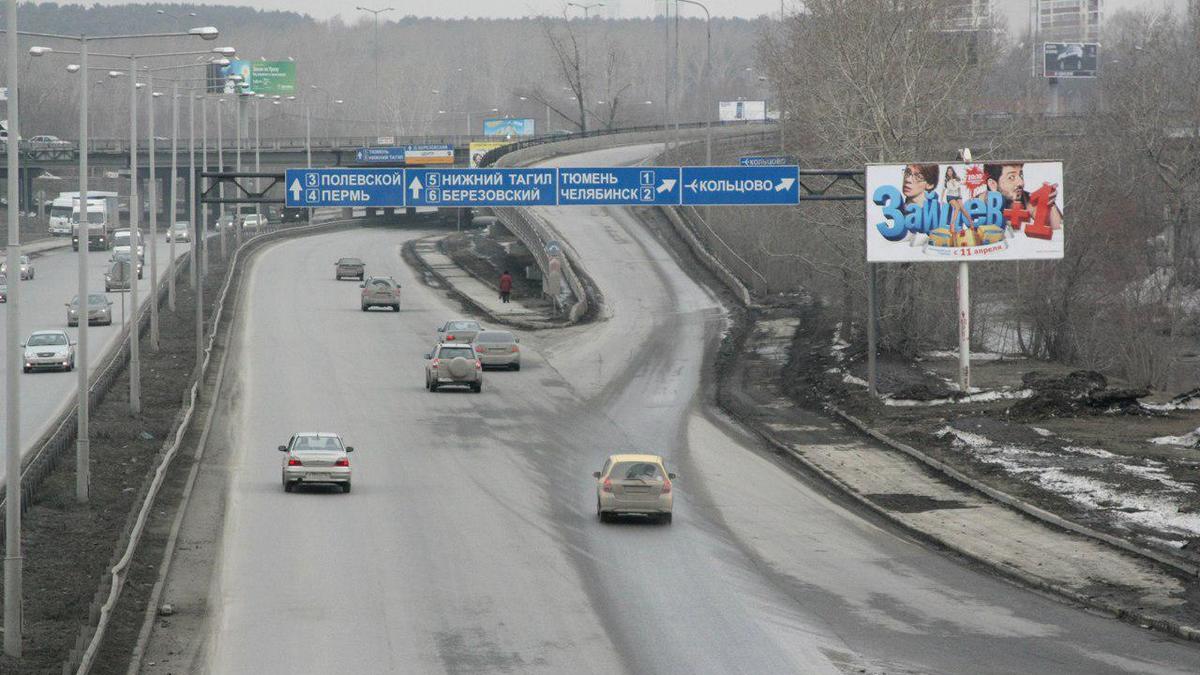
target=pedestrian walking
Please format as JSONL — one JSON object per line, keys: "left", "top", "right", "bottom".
{"left": 499, "top": 269, "right": 513, "bottom": 304}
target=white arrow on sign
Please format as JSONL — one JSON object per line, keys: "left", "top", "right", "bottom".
{"left": 775, "top": 177, "right": 796, "bottom": 192}
{"left": 409, "top": 176, "right": 424, "bottom": 199}
{"left": 289, "top": 178, "right": 303, "bottom": 202}
{"left": 656, "top": 178, "right": 677, "bottom": 194}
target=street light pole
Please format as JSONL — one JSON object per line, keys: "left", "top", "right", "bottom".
{"left": 677, "top": 0, "right": 711, "bottom": 165}
{"left": 129, "top": 53, "right": 143, "bottom": 411}
{"left": 76, "top": 36, "right": 91, "bottom": 503}
{"left": 254, "top": 94, "right": 261, "bottom": 227}
{"left": 4, "top": 0, "right": 24, "bottom": 657}
{"left": 235, "top": 93, "right": 243, "bottom": 249}
{"left": 190, "top": 91, "right": 204, "bottom": 374}
{"left": 148, "top": 71, "right": 161, "bottom": 351}
{"left": 356, "top": 6, "right": 394, "bottom": 136}
{"left": 169, "top": 80, "right": 179, "bottom": 310}
{"left": 200, "top": 95, "right": 208, "bottom": 276}
{"left": 216, "top": 97, "right": 226, "bottom": 258}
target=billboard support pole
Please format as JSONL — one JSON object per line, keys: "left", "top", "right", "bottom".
{"left": 957, "top": 261, "right": 970, "bottom": 392}
{"left": 867, "top": 263, "right": 878, "bottom": 398}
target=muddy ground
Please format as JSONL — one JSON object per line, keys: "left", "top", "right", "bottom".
{"left": 0, "top": 246, "right": 232, "bottom": 674}
{"left": 785, "top": 301, "right": 1200, "bottom": 566}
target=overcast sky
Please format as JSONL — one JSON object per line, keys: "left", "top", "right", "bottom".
{"left": 84, "top": 1, "right": 1184, "bottom": 26}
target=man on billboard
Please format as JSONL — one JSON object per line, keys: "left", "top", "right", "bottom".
{"left": 983, "top": 162, "right": 1063, "bottom": 235}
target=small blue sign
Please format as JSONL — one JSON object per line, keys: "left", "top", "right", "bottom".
{"left": 406, "top": 168, "right": 557, "bottom": 207}
{"left": 558, "top": 167, "right": 681, "bottom": 206}
{"left": 355, "top": 147, "right": 406, "bottom": 163}
{"left": 483, "top": 118, "right": 535, "bottom": 137}
{"left": 680, "top": 166, "right": 799, "bottom": 206}
{"left": 285, "top": 168, "right": 407, "bottom": 208}
{"left": 739, "top": 156, "right": 794, "bottom": 167}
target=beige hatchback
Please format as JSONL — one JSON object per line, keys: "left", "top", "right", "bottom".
{"left": 594, "top": 454, "right": 675, "bottom": 524}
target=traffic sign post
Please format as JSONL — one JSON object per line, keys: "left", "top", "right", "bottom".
{"left": 285, "top": 168, "right": 407, "bottom": 208}
{"left": 558, "top": 167, "right": 680, "bottom": 206}
{"left": 406, "top": 168, "right": 557, "bottom": 207}
{"left": 681, "top": 166, "right": 799, "bottom": 206}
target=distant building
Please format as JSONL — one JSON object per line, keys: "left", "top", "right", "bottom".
{"left": 940, "top": 0, "right": 993, "bottom": 31}
{"left": 1037, "top": 0, "right": 1102, "bottom": 41}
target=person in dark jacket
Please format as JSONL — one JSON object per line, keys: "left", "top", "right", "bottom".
{"left": 499, "top": 270, "right": 513, "bottom": 303}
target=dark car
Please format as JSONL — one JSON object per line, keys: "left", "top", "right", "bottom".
{"left": 336, "top": 257, "right": 365, "bottom": 280}
{"left": 281, "top": 207, "right": 308, "bottom": 224}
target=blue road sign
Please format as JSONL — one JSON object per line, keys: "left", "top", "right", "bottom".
{"left": 406, "top": 168, "right": 557, "bottom": 207}
{"left": 356, "top": 147, "right": 406, "bottom": 163}
{"left": 558, "top": 167, "right": 681, "bottom": 206}
{"left": 680, "top": 166, "right": 799, "bottom": 206}
{"left": 285, "top": 168, "right": 407, "bottom": 208}
{"left": 739, "top": 155, "right": 794, "bottom": 167}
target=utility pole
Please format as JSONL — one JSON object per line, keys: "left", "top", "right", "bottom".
{"left": 148, "top": 73, "right": 161, "bottom": 351}
{"left": 566, "top": 3, "right": 604, "bottom": 133}
{"left": 129, "top": 54, "right": 143, "bottom": 413}
{"left": 76, "top": 36, "right": 91, "bottom": 504}
{"left": 4, "top": 0, "right": 24, "bottom": 657}
{"left": 169, "top": 80, "right": 179, "bottom": 310}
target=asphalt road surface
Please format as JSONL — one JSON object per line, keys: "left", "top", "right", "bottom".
{"left": 0, "top": 235, "right": 191, "bottom": 487}
{"left": 199, "top": 145, "right": 1200, "bottom": 674}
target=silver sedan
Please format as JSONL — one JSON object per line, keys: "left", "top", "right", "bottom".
{"left": 279, "top": 432, "right": 354, "bottom": 493}
{"left": 67, "top": 293, "right": 114, "bottom": 327}
{"left": 22, "top": 329, "right": 75, "bottom": 373}
{"left": 0, "top": 254, "right": 34, "bottom": 280}
{"left": 473, "top": 330, "right": 521, "bottom": 370}
{"left": 436, "top": 319, "right": 483, "bottom": 344}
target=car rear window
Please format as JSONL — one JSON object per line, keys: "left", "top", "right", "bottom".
{"left": 611, "top": 462, "right": 664, "bottom": 481}
{"left": 292, "top": 436, "right": 344, "bottom": 452}
{"left": 446, "top": 321, "right": 479, "bottom": 331}
{"left": 369, "top": 279, "right": 394, "bottom": 289}
{"left": 339, "top": 258, "right": 363, "bottom": 265}
{"left": 439, "top": 348, "right": 476, "bottom": 360}
{"left": 476, "top": 331, "right": 514, "bottom": 343}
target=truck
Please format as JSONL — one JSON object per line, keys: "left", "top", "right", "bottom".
{"left": 70, "top": 192, "right": 120, "bottom": 250}
{"left": 50, "top": 190, "right": 116, "bottom": 237}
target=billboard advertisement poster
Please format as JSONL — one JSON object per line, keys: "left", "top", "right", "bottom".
{"left": 249, "top": 61, "right": 297, "bottom": 95}
{"left": 469, "top": 141, "right": 509, "bottom": 168}
{"left": 483, "top": 118, "right": 535, "bottom": 137}
{"left": 1043, "top": 42, "right": 1099, "bottom": 78}
{"left": 212, "top": 59, "right": 252, "bottom": 94}
{"left": 865, "top": 161, "right": 1064, "bottom": 263}
{"left": 718, "top": 100, "right": 766, "bottom": 122}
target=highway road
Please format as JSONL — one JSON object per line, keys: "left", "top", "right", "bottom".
{"left": 197, "top": 145, "right": 1200, "bottom": 674}
{"left": 0, "top": 235, "right": 191, "bottom": 486}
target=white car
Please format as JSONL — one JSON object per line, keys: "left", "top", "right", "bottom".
{"left": 594, "top": 454, "right": 675, "bottom": 524}
{"left": 29, "top": 135, "right": 71, "bottom": 147}
{"left": 111, "top": 228, "right": 145, "bottom": 262}
{"left": 239, "top": 213, "right": 264, "bottom": 230}
{"left": 279, "top": 432, "right": 354, "bottom": 493}
{"left": 22, "top": 330, "right": 76, "bottom": 373}
{"left": 0, "top": 254, "right": 34, "bottom": 280}
{"left": 166, "top": 221, "right": 190, "bottom": 242}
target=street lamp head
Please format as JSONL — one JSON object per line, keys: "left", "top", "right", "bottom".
{"left": 212, "top": 47, "right": 237, "bottom": 56}
{"left": 189, "top": 26, "right": 220, "bottom": 41}
{"left": 212, "top": 58, "right": 231, "bottom": 67}
{"left": 108, "top": 70, "right": 125, "bottom": 79}
{"left": 66, "top": 64, "right": 81, "bottom": 73}
{"left": 136, "top": 83, "right": 146, "bottom": 89}
{"left": 272, "top": 95, "right": 281, "bottom": 100}
{"left": 227, "top": 74, "right": 243, "bottom": 82}
{"left": 286, "top": 95, "right": 296, "bottom": 100}
{"left": 334, "top": 99, "right": 344, "bottom": 104}
{"left": 273, "top": 100, "right": 280, "bottom": 105}
{"left": 153, "top": 92, "right": 163, "bottom": 98}
{"left": 29, "top": 46, "right": 52, "bottom": 57}
{"left": 255, "top": 93, "right": 265, "bottom": 99}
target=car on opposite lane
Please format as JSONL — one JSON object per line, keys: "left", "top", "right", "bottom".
{"left": 0, "top": 254, "right": 34, "bottom": 280}
{"left": 166, "top": 221, "right": 190, "bottom": 242}
{"left": 240, "top": 213, "right": 264, "bottom": 231}
{"left": 279, "top": 432, "right": 354, "bottom": 493}
{"left": 436, "top": 319, "right": 483, "bottom": 344}
{"left": 336, "top": 257, "right": 365, "bottom": 280}
{"left": 0, "top": 274, "right": 7, "bottom": 302}
{"left": 22, "top": 329, "right": 76, "bottom": 373}
{"left": 361, "top": 275, "right": 401, "bottom": 311}
{"left": 425, "top": 342, "right": 483, "bottom": 392}
{"left": 473, "top": 330, "right": 521, "bottom": 370}
{"left": 67, "top": 293, "right": 114, "bottom": 327}
{"left": 594, "top": 454, "right": 675, "bottom": 524}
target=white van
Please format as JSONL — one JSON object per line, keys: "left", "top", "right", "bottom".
{"left": 55, "top": 191, "right": 119, "bottom": 238}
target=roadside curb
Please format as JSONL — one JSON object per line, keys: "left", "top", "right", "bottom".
{"left": 1, "top": 237, "right": 70, "bottom": 256}
{"left": 401, "top": 234, "right": 561, "bottom": 331}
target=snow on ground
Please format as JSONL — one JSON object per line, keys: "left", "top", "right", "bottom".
{"left": 921, "top": 350, "right": 1022, "bottom": 361}
{"left": 938, "top": 426, "right": 1200, "bottom": 540}
{"left": 1149, "top": 427, "right": 1200, "bottom": 447}
{"left": 843, "top": 373, "right": 868, "bottom": 388}
{"left": 1143, "top": 399, "right": 1200, "bottom": 412}
{"left": 884, "top": 388, "right": 1033, "bottom": 407}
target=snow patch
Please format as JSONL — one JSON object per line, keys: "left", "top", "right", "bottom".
{"left": 843, "top": 373, "right": 869, "bottom": 388}
{"left": 922, "top": 350, "right": 1022, "bottom": 362}
{"left": 1149, "top": 427, "right": 1200, "bottom": 447}
{"left": 1031, "top": 427, "right": 1055, "bottom": 437}
{"left": 885, "top": 389, "right": 1033, "bottom": 408}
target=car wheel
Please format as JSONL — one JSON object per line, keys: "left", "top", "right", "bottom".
{"left": 283, "top": 480, "right": 294, "bottom": 493}
{"left": 22, "top": 367, "right": 30, "bottom": 374}
{"left": 359, "top": 273, "right": 364, "bottom": 280}
{"left": 510, "top": 363, "right": 521, "bottom": 371}
{"left": 67, "top": 359, "right": 75, "bottom": 372}
{"left": 342, "top": 482, "right": 352, "bottom": 494}
{"left": 68, "top": 321, "right": 77, "bottom": 327}
{"left": 392, "top": 304, "right": 400, "bottom": 312}
{"left": 361, "top": 303, "right": 368, "bottom": 312}
{"left": 429, "top": 381, "right": 439, "bottom": 393}
{"left": 660, "top": 513, "right": 673, "bottom": 525}
{"left": 471, "top": 381, "right": 482, "bottom": 393}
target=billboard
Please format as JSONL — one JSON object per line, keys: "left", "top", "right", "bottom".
{"left": 405, "top": 144, "right": 454, "bottom": 165}
{"left": 865, "top": 161, "right": 1064, "bottom": 262}
{"left": 469, "top": 141, "right": 509, "bottom": 168}
{"left": 1043, "top": 42, "right": 1099, "bottom": 78}
{"left": 209, "top": 60, "right": 297, "bottom": 95}
{"left": 483, "top": 118, "right": 535, "bottom": 137}
{"left": 718, "top": 100, "right": 766, "bottom": 122}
